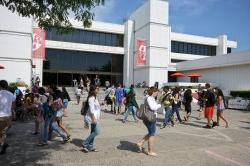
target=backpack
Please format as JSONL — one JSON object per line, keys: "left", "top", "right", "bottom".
{"left": 81, "top": 98, "right": 89, "bottom": 116}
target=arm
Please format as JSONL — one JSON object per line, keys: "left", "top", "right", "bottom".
{"left": 147, "top": 97, "right": 161, "bottom": 111}
{"left": 88, "top": 97, "right": 97, "bottom": 124}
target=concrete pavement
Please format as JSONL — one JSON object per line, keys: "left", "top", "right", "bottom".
{"left": 0, "top": 98, "right": 250, "bottom": 166}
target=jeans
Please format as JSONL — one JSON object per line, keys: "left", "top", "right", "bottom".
{"left": 123, "top": 106, "right": 137, "bottom": 121}
{"left": 42, "top": 112, "right": 66, "bottom": 143}
{"left": 0, "top": 117, "right": 11, "bottom": 146}
{"left": 164, "top": 107, "right": 174, "bottom": 125}
{"left": 82, "top": 124, "right": 99, "bottom": 150}
{"left": 63, "top": 99, "right": 69, "bottom": 108}
{"left": 166, "top": 106, "right": 182, "bottom": 124}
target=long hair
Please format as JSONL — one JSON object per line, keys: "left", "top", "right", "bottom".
{"left": 88, "top": 85, "right": 97, "bottom": 99}
{"left": 217, "top": 88, "right": 224, "bottom": 100}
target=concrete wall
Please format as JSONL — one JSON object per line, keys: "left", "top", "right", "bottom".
{"left": 124, "top": 0, "right": 170, "bottom": 87}
{"left": 0, "top": 7, "right": 33, "bottom": 86}
{"left": 177, "top": 51, "right": 250, "bottom": 94}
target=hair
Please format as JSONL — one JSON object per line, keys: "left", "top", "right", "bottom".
{"left": 38, "top": 87, "right": 46, "bottom": 95}
{"left": 62, "top": 87, "right": 67, "bottom": 93}
{"left": 205, "top": 83, "right": 211, "bottom": 89}
{"left": 217, "top": 88, "right": 224, "bottom": 98}
{"left": 88, "top": 85, "right": 97, "bottom": 98}
{"left": 130, "top": 84, "right": 134, "bottom": 89}
{"left": 172, "top": 87, "right": 180, "bottom": 95}
{"left": 0, "top": 80, "right": 8, "bottom": 89}
{"left": 147, "top": 86, "right": 158, "bottom": 96}
{"left": 163, "top": 86, "right": 170, "bottom": 92}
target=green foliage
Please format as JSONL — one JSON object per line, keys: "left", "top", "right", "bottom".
{"left": 230, "top": 91, "right": 250, "bottom": 99}
{"left": 0, "top": 0, "right": 105, "bottom": 30}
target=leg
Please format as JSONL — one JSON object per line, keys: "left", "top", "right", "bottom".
{"left": 175, "top": 107, "right": 183, "bottom": 123}
{"left": 57, "top": 118, "right": 70, "bottom": 137}
{"left": 148, "top": 136, "right": 156, "bottom": 155}
{"left": 123, "top": 107, "right": 130, "bottom": 122}
{"left": 83, "top": 124, "right": 99, "bottom": 149}
{"left": 131, "top": 107, "right": 137, "bottom": 121}
{"left": 34, "top": 117, "right": 39, "bottom": 134}
{"left": 217, "top": 112, "right": 220, "bottom": 126}
{"left": 51, "top": 121, "right": 66, "bottom": 140}
{"left": 219, "top": 112, "right": 228, "bottom": 128}
{"left": 137, "top": 134, "right": 149, "bottom": 148}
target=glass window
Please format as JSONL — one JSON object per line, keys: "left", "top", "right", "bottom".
{"left": 72, "top": 51, "right": 86, "bottom": 71}
{"left": 58, "top": 73, "right": 72, "bottom": 86}
{"left": 111, "top": 34, "right": 117, "bottom": 47}
{"left": 117, "top": 34, "right": 124, "bottom": 47}
{"left": 85, "top": 31, "right": 92, "bottom": 44}
{"left": 86, "top": 52, "right": 112, "bottom": 72}
{"left": 44, "top": 49, "right": 58, "bottom": 70}
{"left": 105, "top": 33, "right": 112, "bottom": 46}
{"left": 227, "top": 47, "right": 232, "bottom": 53}
{"left": 43, "top": 72, "right": 57, "bottom": 86}
{"left": 92, "top": 32, "right": 100, "bottom": 45}
{"left": 183, "top": 43, "right": 188, "bottom": 54}
{"left": 112, "top": 54, "right": 123, "bottom": 73}
{"left": 187, "top": 43, "right": 192, "bottom": 54}
{"left": 100, "top": 33, "right": 106, "bottom": 45}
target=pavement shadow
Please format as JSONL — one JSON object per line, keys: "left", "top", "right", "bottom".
{"left": 239, "top": 121, "right": 250, "bottom": 124}
{"left": 0, "top": 121, "right": 65, "bottom": 166}
{"left": 240, "top": 126, "right": 250, "bottom": 130}
{"left": 71, "top": 138, "right": 83, "bottom": 148}
{"left": 117, "top": 141, "right": 141, "bottom": 153}
{"left": 192, "top": 120, "right": 207, "bottom": 125}
{"left": 183, "top": 122, "right": 203, "bottom": 128}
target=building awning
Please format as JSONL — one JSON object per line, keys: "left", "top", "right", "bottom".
{"left": 188, "top": 73, "right": 202, "bottom": 77}
{"left": 170, "top": 72, "right": 185, "bottom": 77}
{"left": 0, "top": 65, "right": 5, "bottom": 69}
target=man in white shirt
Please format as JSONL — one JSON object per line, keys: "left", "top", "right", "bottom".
{"left": 0, "top": 80, "right": 16, "bottom": 155}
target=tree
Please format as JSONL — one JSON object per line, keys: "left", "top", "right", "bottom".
{"left": 0, "top": 0, "right": 105, "bottom": 30}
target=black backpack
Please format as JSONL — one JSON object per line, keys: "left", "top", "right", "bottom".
{"left": 81, "top": 98, "right": 89, "bottom": 116}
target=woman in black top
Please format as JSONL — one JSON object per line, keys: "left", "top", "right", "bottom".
{"left": 61, "top": 87, "right": 71, "bottom": 116}
{"left": 183, "top": 88, "right": 193, "bottom": 122}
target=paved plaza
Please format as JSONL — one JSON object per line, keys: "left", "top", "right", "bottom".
{"left": 0, "top": 93, "right": 250, "bottom": 166}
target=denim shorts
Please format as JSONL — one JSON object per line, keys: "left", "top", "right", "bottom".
{"left": 143, "top": 121, "right": 156, "bottom": 136}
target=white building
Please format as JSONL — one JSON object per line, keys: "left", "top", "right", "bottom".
{"left": 1, "top": 0, "right": 249, "bottom": 92}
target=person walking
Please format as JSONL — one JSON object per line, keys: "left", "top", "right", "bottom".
{"left": 114, "top": 84, "right": 123, "bottom": 115}
{"left": 160, "top": 86, "right": 174, "bottom": 128}
{"left": 137, "top": 87, "right": 161, "bottom": 157}
{"left": 75, "top": 87, "right": 82, "bottom": 105}
{"left": 61, "top": 87, "right": 71, "bottom": 116}
{"left": 183, "top": 87, "right": 193, "bottom": 122}
{"left": 122, "top": 84, "right": 138, "bottom": 123}
{"left": 215, "top": 88, "right": 228, "bottom": 128}
{"left": 167, "top": 87, "right": 183, "bottom": 125}
{"left": 0, "top": 80, "right": 16, "bottom": 155}
{"left": 82, "top": 85, "right": 101, "bottom": 153}
{"left": 203, "top": 83, "right": 216, "bottom": 129}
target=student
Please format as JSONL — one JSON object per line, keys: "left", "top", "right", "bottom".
{"left": 0, "top": 80, "right": 16, "bottom": 155}
{"left": 203, "top": 83, "right": 216, "bottom": 129}
{"left": 183, "top": 87, "right": 193, "bottom": 122}
{"left": 216, "top": 88, "right": 228, "bottom": 128}
{"left": 122, "top": 84, "right": 138, "bottom": 123}
{"left": 61, "top": 87, "right": 71, "bottom": 116}
{"left": 115, "top": 84, "right": 123, "bottom": 115}
{"left": 160, "top": 86, "right": 174, "bottom": 128}
{"left": 137, "top": 87, "right": 161, "bottom": 157}
{"left": 82, "top": 85, "right": 101, "bottom": 152}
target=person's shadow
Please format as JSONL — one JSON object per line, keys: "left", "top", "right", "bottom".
{"left": 117, "top": 140, "right": 146, "bottom": 154}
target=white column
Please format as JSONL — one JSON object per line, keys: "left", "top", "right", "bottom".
{"left": 217, "top": 35, "right": 228, "bottom": 55}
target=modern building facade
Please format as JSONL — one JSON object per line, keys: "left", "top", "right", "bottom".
{"left": 1, "top": 0, "right": 249, "bottom": 92}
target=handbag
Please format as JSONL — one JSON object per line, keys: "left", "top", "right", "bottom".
{"left": 136, "top": 97, "right": 156, "bottom": 122}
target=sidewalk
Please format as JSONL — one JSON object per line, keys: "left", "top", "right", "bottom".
{"left": 0, "top": 101, "right": 250, "bottom": 166}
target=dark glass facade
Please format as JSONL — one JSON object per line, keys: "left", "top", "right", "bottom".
{"left": 43, "top": 48, "right": 123, "bottom": 86}
{"left": 46, "top": 28, "right": 124, "bottom": 47}
{"left": 171, "top": 59, "right": 186, "bottom": 63}
{"left": 171, "top": 41, "right": 216, "bottom": 56}
{"left": 227, "top": 47, "right": 232, "bottom": 54}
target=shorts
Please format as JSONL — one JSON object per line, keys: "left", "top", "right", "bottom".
{"left": 143, "top": 121, "right": 156, "bottom": 136}
{"left": 204, "top": 106, "right": 214, "bottom": 119}
{"left": 217, "top": 109, "right": 224, "bottom": 113}
{"left": 115, "top": 100, "right": 122, "bottom": 107}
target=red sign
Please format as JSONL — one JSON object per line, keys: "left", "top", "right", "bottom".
{"left": 33, "top": 28, "right": 46, "bottom": 60}
{"left": 136, "top": 40, "right": 146, "bottom": 66}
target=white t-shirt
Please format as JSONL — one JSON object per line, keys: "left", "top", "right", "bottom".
{"left": 76, "top": 89, "right": 82, "bottom": 96}
{"left": 0, "top": 90, "right": 16, "bottom": 117}
{"left": 85, "top": 96, "right": 101, "bottom": 124}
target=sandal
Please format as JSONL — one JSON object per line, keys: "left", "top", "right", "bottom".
{"left": 147, "top": 152, "right": 158, "bottom": 157}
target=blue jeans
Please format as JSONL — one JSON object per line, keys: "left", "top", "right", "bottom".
{"left": 143, "top": 121, "right": 156, "bottom": 136}
{"left": 123, "top": 106, "right": 137, "bottom": 121}
{"left": 63, "top": 99, "right": 69, "bottom": 108}
{"left": 42, "top": 112, "right": 66, "bottom": 143}
{"left": 82, "top": 124, "right": 99, "bottom": 150}
{"left": 166, "top": 106, "right": 182, "bottom": 124}
{"left": 164, "top": 107, "right": 174, "bottom": 125}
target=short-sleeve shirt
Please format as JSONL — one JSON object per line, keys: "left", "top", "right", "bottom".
{"left": 0, "top": 90, "right": 16, "bottom": 117}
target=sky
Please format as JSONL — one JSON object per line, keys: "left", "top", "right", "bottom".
{"left": 92, "top": 0, "right": 250, "bottom": 52}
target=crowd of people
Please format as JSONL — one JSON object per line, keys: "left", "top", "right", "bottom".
{"left": 0, "top": 77, "right": 229, "bottom": 156}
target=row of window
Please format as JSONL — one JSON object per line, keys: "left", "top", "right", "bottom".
{"left": 46, "top": 28, "right": 124, "bottom": 47}
{"left": 43, "top": 72, "right": 123, "bottom": 86}
{"left": 171, "top": 41, "right": 217, "bottom": 56}
{"left": 44, "top": 49, "right": 123, "bottom": 73}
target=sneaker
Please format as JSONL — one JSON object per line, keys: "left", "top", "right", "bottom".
{"left": 37, "top": 142, "right": 48, "bottom": 146}
{"left": 160, "top": 124, "right": 166, "bottom": 129}
{"left": 63, "top": 136, "right": 70, "bottom": 143}
{"left": 0, "top": 144, "right": 9, "bottom": 155}
{"left": 82, "top": 147, "right": 89, "bottom": 153}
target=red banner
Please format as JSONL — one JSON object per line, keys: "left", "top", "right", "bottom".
{"left": 33, "top": 28, "right": 46, "bottom": 60}
{"left": 136, "top": 40, "right": 146, "bottom": 66}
